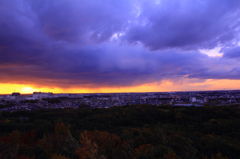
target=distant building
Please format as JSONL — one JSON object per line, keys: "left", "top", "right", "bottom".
{"left": 32, "top": 92, "right": 53, "bottom": 99}
{"left": 190, "top": 96, "right": 205, "bottom": 104}
{"left": 5, "top": 92, "right": 22, "bottom": 100}
{"left": 12, "top": 92, "right": 21, "bottom": 96}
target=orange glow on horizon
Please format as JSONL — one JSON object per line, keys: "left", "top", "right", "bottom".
{"left": 0, "top": 79, "right": 240, "bottom": 94}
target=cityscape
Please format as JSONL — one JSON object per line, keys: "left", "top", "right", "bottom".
{"left": 1, "top": 90, "right": 240, "bottom": 111}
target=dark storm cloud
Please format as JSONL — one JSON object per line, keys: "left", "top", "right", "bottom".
{"left": 27, "top": 0, "right": 134, "bottom": 43}
{"left": 126, "top": 0, "right": 240, "bottom": 50}
{"left": 0, "top": 40, "right": 211, "bottom": 86}
{"left": 0, "top": 0, "right": 240, "bottom": 87}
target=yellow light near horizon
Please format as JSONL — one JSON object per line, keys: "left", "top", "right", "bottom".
{"left": 20, "top": 87, "right": 37, "bottom": 94}
{"left": 1, "top": 79, "right": 240, "bottom": 95}
{"left": 0, "top": 83, "right": 63, "bottom": 94}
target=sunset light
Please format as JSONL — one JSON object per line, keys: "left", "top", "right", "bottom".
{"left": 1, "top": 79, "right": 240, "bottom": 95}
{"left": 20, "top": 87, "right": 37, "bottom": 94}
{"left": 0, "top": 0, "right": 239, "bottom": 93}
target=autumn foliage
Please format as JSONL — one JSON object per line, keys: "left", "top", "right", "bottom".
{"left": 0, "top": 105, "right": 239, "bottom": 159}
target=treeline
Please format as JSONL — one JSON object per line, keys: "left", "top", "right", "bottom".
{"left": 0, "top": 105, "right": 240, "bottom": 159}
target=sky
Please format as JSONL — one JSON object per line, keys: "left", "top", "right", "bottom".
{"left": 0, "top": 0, "right": 240, "bottom": 94}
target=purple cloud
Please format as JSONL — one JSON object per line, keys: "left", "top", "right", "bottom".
{"left": 126, "top": 0, "right": 240, "bottom": 50}
{"left": 0, "top": 0, "right": 240, "bottom": 88}
{"left": 224, "top": 47, "right": 240, "bottom": 58}
{"left": 27, "top": 0, "right": 134, "bottom": 43}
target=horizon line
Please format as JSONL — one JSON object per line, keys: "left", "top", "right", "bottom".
{"left": 1, "top": 89, "right": 240, "bottom": 95}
